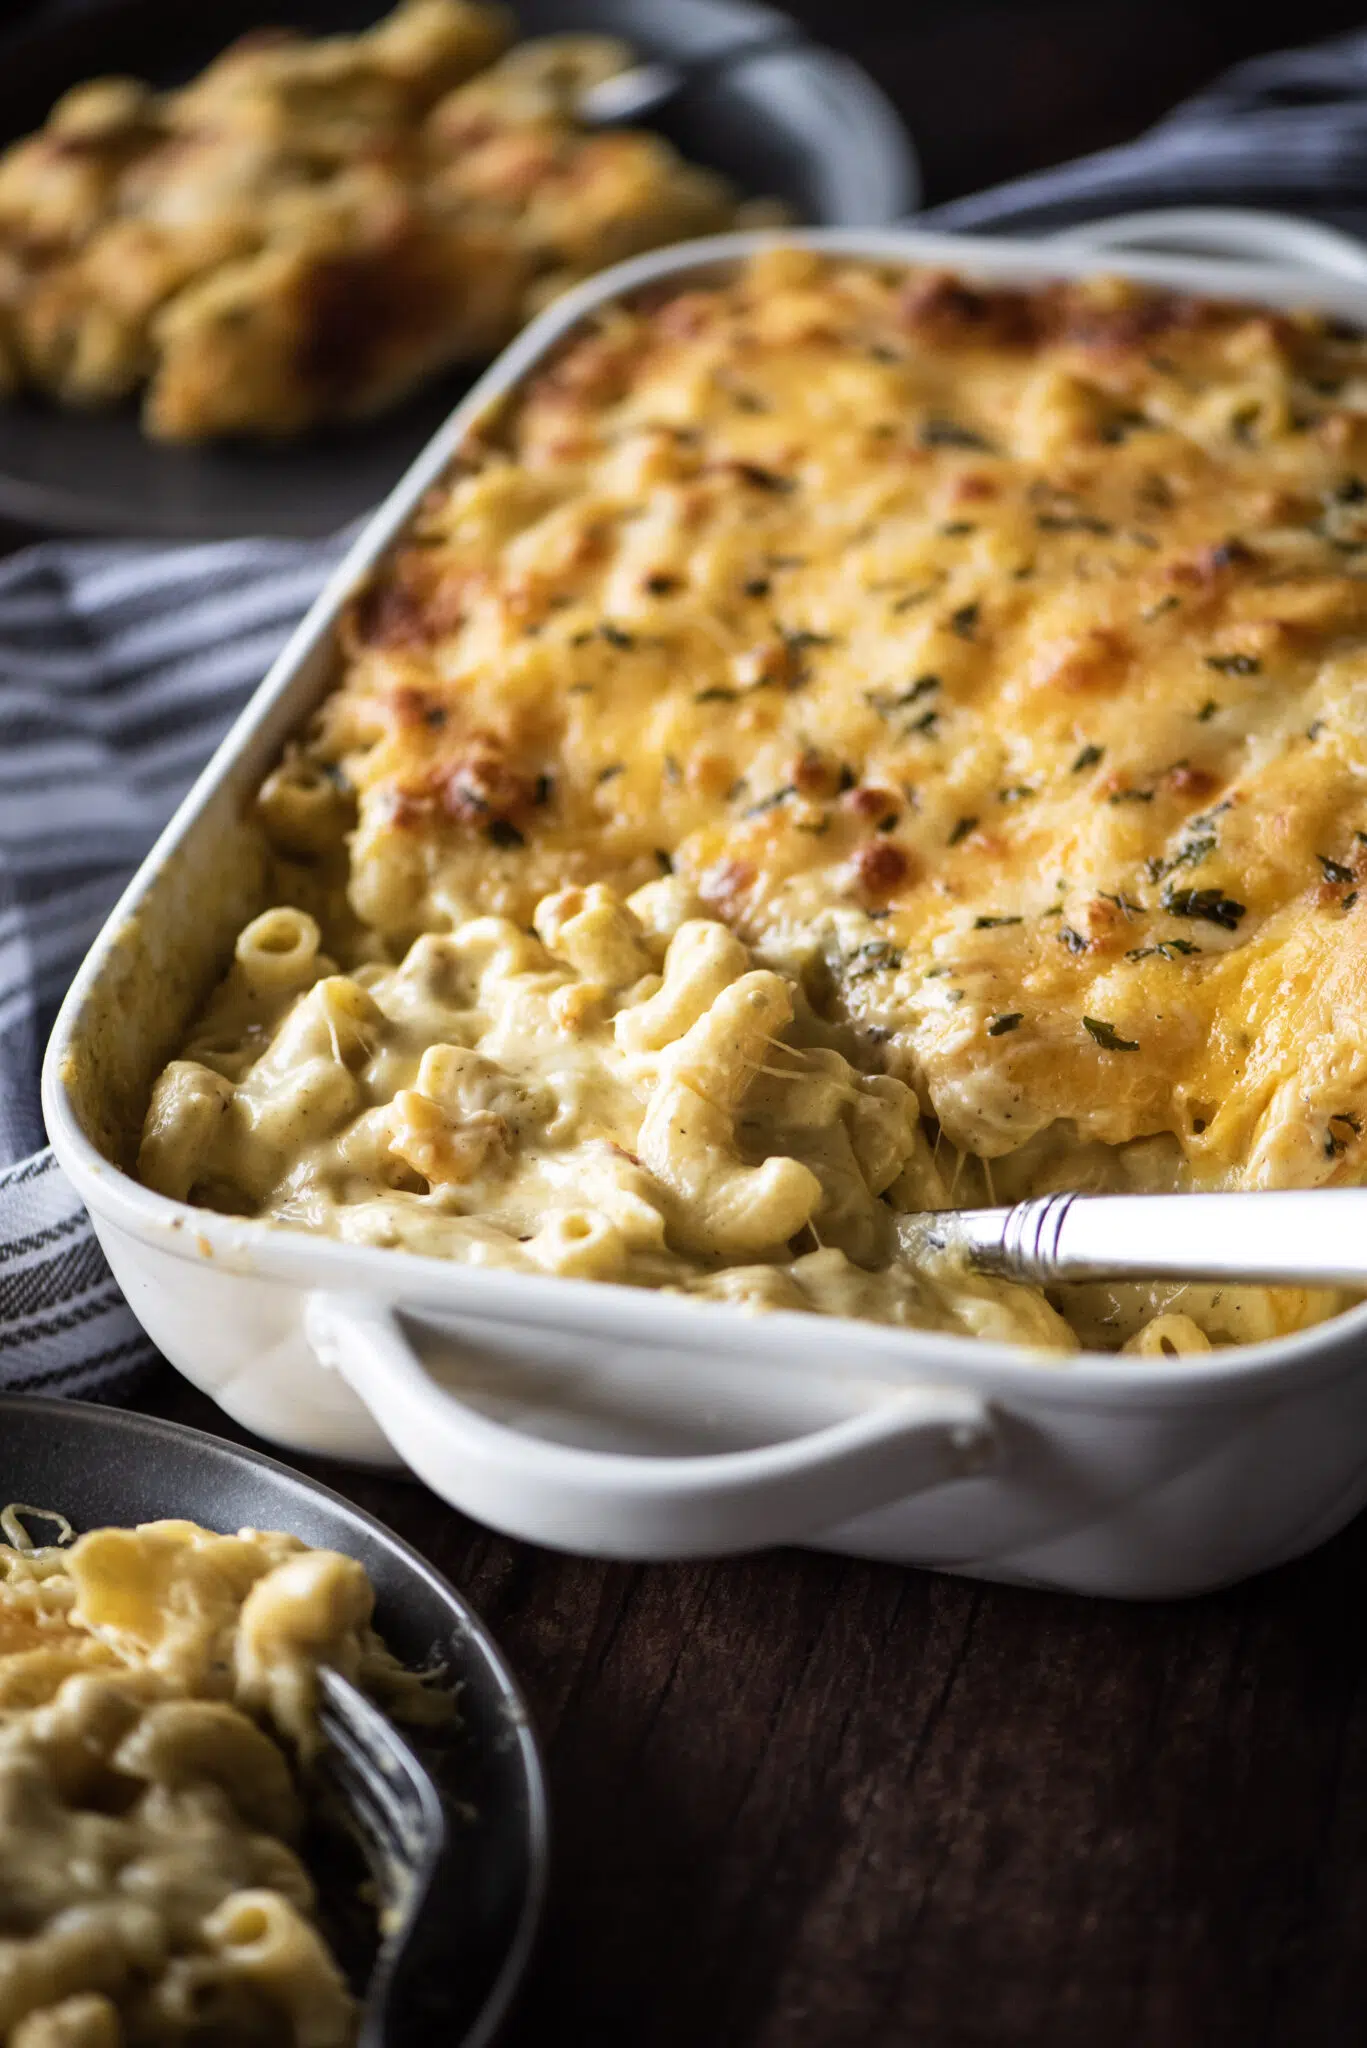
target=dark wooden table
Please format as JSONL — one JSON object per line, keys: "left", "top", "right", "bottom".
{"left": 53, "top": 2, "right": 1367, "bottom": 2039}
{"left": 147, "top": 1369, "right": 1367, "bottom": 2048}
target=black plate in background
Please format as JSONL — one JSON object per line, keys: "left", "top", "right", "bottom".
{"left": 0, "top": 0, "right": 918, "bottom": 539}
{"left": 0, "top": 1393, "right": 549, "bottom": 2048}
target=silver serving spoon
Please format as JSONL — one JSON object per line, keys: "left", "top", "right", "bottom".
{"left": 578, "top": 31, "right": 803, "bottom": 128}
{"left": 897, "top": 1188, "right": 1367, "bottom": 1290}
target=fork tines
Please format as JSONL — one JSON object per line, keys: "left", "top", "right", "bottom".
{"left": 318, "top": 1668, "right": 444, "bottom": 1909}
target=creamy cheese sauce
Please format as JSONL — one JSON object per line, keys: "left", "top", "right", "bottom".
{"left": 0, "top": 1515, "right": 447, "bottom": 2047}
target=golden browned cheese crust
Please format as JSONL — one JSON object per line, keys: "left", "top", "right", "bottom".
{"left": 308, "top": 247, "right": 1367, "bottom": 1196}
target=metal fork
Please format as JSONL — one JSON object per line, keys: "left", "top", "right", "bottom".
{"left": 318, "top": 1668, "right": 454, "bottom": 2048}
{"left": 897, "top": 1186, "right": 1367, "bottom": 1289}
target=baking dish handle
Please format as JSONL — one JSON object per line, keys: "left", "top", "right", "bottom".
{"left": 305, "top": 1292, "right": 999, "bottom": 1559}
{"left": 1048, "top": 206, "right": 1367, "bottom": 282}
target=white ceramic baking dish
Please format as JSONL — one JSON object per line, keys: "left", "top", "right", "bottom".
{"left": 43, "top": 212, "right": 1367, "bottom": 1598}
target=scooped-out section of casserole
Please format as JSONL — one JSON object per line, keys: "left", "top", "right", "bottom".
{"left": 138, "top": 248, "right": 1367, "bottom": 1353}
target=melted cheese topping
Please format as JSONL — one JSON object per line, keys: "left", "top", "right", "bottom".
{"left": 312, "top": 249, "right": 1367, "bottom": 1187}
{"left": 143, "top": 248, "right": 1367, "bottom": 1352}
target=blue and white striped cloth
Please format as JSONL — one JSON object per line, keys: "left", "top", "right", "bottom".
{"left": 1, "top": 540, "right": 343, "bottom": 1396}
{"left": 8, "top": 25, "right": 1367, "bottom": 1400}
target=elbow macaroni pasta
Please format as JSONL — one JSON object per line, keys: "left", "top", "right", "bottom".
{"left": 0, "top": 1514, "right": 448, "bottom": 2047}
{"left": 138, "top": 247, "right": 1367, "bottom": 1355}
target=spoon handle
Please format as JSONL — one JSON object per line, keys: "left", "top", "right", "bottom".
{"left": 905, "top": 1189, "right": 1367, "bottom": 1289}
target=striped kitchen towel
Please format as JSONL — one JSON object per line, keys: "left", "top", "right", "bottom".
{"left": 7, "top": 23, "right": 1367, "bottom": 1399}
{"left": 0, "top": 538, "right": 343, "bottom": 1397}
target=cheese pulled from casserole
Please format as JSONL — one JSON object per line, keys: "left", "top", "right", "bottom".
{"left": 141, "top": 248, "right": 1367, "bottom": 1352}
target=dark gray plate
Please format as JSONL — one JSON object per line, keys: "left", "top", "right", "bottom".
{"left": 0, "top": 0, "right": 917, "bottom": 539}
{"left": 0, "top": 1392, "right": 549, "bottom": 2048}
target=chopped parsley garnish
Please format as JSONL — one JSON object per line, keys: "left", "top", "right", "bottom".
{"left": 596, "top": 763, "right": 625, "bottom": 784}
{"left": 1196, "top": 699, "right": 1219, "bottom": 722}
{"left": 1146, "top": 833, "right": 1216, "bottom": 884}
{"left": 1160, "top": 885, "right": 1245, "bottom": 929}
{"left": 866, "top": 675, "right": 940, "bottom": 719}
{"left": 1126, "top": 939, "right": 1200, "bottom": 961}
{"left": 844, "top": 940, "right": 904, "bottom": 982}
{"left": 1084, "top": 1016, "right": 1140, "bottom": 1052}
{"left": 487, "top": 819, "right": 525, "bottom": 849}
{"left": 694, "top": 687, "right": 737, "bottom": 703}
{"left": 1072, "top": 744, "right": 1104, "bottom": 772}
{"left": 1319, "top": 853, "right": 1355, "bottom": 884}
{"left": 920, "top": 417, "right": 995, "bottom": 452}
{"left": 599, "top": 623, "right": 635, "bottom": 649}
{"left": 988, "top": 1012, "right": 1024, "bottom": 1035}
{"left": 974, "top": 915, "right": 1023, "bottom": 929}
{"left": 1058, "top": 925, "right": 1088, "bottom": 954}
{"left": 1204, "top": 653, "right": 1259, "bottom": 675}
{"left": 1108, "top": 787, "right": 1154, "bottom": 804}
{"left": 1035, "top": 512, "right": 1113, "bottom": 535}
{"left": 782, "top": 629, "right": 835, "bottom": 657}
{"left": 743, "top": 577, "right": 771, "bottom": 598}
{"left": 734, "top": 463, "right": 794, "bottom": 493}
{"left": 744, "top": 785, "right": 796, "bottom": 818}
{"left": 948, "top": 815, "right": 978, "bottom": 845}
{"left": 949, "top": 602, "right": 980, "bottom": 639}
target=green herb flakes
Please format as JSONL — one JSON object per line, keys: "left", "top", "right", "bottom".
{"left": 921, "top": 418, "right": 995, "bottom": 452}
{"left": 1204, "top": 652, "right": 1259, "bottom": 675}
{"left": 1084, "top": 1016, "right": 1140, "bottom": 1052}
{"left": 1160, "top": 885, "right": 1245, "bottom": 929}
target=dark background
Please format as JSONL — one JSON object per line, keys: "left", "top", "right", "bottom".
{"left": 812, "top": 0, "right": 1367, "bottom": 207}
{"left": 20, "top": 0, "right": 1367, "bottom": 2039}
{"left": 10, "top": 0, "right": 1367, "bottom": 205}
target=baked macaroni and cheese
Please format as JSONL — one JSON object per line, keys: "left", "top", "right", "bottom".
{"left": 0, "top": 0, "right": 772, "bottom": 440}
{"left": 140, "top": 247, "right": 1367, "bottom": 1354}
{"left": 0, "top": 1508, "right": 446, "bottom": 2048}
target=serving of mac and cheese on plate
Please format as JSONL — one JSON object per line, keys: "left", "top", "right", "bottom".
{"left": 0, "top": 0, "right": 776, "bottom": 443}
{"left": 0, "top": 1508, "right": 447, "bottom": 2048}
{"left": 136, "top": 245, "right": 1367, "bottom": 1357}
